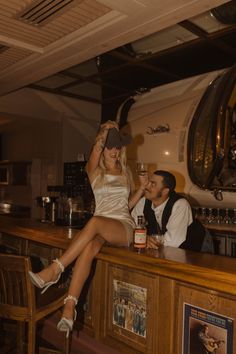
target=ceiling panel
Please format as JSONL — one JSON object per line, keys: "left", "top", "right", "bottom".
{"left": 0, "top": 0, "right": 111, "bottom": 47}
{"left": 132, "top": 25, "right": 197, "bottom": 54}
{"left": 35, "top": 73, "right": 76, "bottom": 89}
{"left": 190, "top": 10, "right": 229, "bottom": 33}
{"left": 0, "top": 0, "right": 230, "bottom": 97}
{"left": 63, "top": 81, "right": 101, "bottom": 99}
{"left": 66, "top": 59, "right": 99, "bottom": 77}
{"left": 23, "top": 1, "right": 236, "bottom": 108}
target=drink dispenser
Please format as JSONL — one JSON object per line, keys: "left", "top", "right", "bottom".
{"left": 36, "top": 196, "right": 58, "bottom": 223}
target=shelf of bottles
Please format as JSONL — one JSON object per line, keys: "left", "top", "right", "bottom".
{"left": 194, "top": 207, "right": 236, "bottom": 225}
{"left": 194, "top": 207, "right": 236, "bottom": 257}
{"left": 47, "top": 162, "right": 94, "bottom": 227}
{"left": 63, "top": 161, "right": 94, "bottom": 207}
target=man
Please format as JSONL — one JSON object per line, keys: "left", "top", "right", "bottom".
{"left": 132, "top": 170, "right": 205, "bottom": 250}
{"left": 198, "top": 324, "right": 225, "bottom": 354}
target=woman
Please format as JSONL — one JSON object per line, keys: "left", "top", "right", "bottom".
{"left": 29, "top": 120, "right": 146, "bottom": 337}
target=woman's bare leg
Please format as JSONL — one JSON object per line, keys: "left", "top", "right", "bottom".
{"left": 60, "top": 216, "right": 128, "bottom": 265}
{"left": 36, "top": 216, "right": 129, "bottom": 283}
{"left": 62, "top": 236, "right": 105, "bottom": 320}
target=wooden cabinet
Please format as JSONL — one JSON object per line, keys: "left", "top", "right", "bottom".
{"left": 0, "top": 232, "right": 25, "bottom": 254}
{"left": 0, "top": 232, "right": 61, "bottom": 265}
{"left": 212, "top": 232, "right": 236, "bottom": 257}
{"left": 206, "top": 224, "right": 236, "bottom": 257}
{"left": 28, "top": 241, "right": 61, "bottom": 265}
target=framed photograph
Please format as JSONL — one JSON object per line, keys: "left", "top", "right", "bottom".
{"left": 113, "top": 279, "right": 147, "bottom": 338}
{"left": 105, "top": 266, "right": 157, "bottom": 353}
{"left": 182, "top": 303, "right": 233, "bottom": 354}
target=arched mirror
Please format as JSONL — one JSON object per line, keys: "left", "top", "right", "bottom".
{"left": 188, "top": 65, "right": 236, "bottom": 191}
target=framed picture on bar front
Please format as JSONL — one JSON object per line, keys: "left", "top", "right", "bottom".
{"left": 104, "top": 265, "right": 158, "bottom": 354}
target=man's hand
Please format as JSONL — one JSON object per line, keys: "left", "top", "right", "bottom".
{"left": 146, "top": 235, "right": 164, "bottom": 249}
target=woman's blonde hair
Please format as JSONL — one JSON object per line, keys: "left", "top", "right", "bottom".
{"left": 97, "top": 147, "right": 134, "bottom": 190}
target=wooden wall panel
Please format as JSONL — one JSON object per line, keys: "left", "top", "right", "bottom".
{"left": 157, "top": 277, "right": 175, "bottom": 354}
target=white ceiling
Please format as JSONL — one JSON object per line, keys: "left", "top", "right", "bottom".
{"left": 0, "top": 0, "right": 230, "bottom": 97}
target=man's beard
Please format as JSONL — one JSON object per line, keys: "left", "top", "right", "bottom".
{"left": 156, "top": 190, "right": 163, "bottom": 198}
{"left": 145, "top": 188, "right": 163, "bottom": 199}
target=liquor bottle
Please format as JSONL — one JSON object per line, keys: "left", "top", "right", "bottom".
{"left": 133, "top": 215, "right": 147, "bottom": 250}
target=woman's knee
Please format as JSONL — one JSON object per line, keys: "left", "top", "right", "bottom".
{"left": 85, "top": 238, "right": 104, "bottom": 258}
{"left": 91, "top": 237, "right": 104, "bottom": 256}
{"left": 86, "top": 216, "right": 105, "bottom": 234}
{"left": 86, "top": 216, "right": 99, "bottom": 229}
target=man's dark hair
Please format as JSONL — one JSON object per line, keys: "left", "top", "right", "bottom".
{"left": 153, "top": 170, "right": 176, "bottom": 194}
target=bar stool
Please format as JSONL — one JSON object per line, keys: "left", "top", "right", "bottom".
{"left": 0, "top": 253, "right": 70, "bottom": 354}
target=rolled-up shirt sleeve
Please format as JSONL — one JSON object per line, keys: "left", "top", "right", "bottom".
{"left": 163, "top": 198, "right": 193, "bottom": 247}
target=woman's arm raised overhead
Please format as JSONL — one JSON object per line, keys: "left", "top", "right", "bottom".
{"left": 86, "top": 120, "right": 119, "bottom": 179}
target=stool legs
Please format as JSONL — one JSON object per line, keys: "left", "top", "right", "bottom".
{"left": 17, "top": 322, "right": 25, "bottom": 353}
{"left": 28, "top": 320, "right": 36, "bottom": 354}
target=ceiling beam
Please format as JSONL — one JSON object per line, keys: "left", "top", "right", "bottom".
{"left": 180, "top": 20, "right": 236, "bottom": 58}
{"left": 109, "top": 50, "right": 182, "bottom": 80}
{"left": 0, "top": 34, "right": 44, "bottom": 54}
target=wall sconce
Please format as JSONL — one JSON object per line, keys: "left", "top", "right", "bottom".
{"left": 146, "top": 124, "right": 170, "bottom": 136}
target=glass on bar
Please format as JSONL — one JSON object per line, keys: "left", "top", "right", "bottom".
{"left": 206, "top": 208, "right": 215, "bottom": 224}
{"left": 232, "top": 208, "right": 236, "bottom": 224}
{"left": 150, "top": 234, "right": 164, "bottom": 249}
{"left": 215, "top": 208, "right": 223, "bottom": 224}
{"left": 200, "top": 207, "right": 207, "bottom": 224}
{"left": 136, "top": 162, "right": 148, "bottom": 176}
{"left": 223, "top": 208, "right": 231, "bottom": 224}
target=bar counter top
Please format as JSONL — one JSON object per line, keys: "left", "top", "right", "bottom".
{"left": 0, "top": 215, "right": 75, "bottom": 250}
{"left": 205, "top": 222, "right": 236, "bottom": 234}
{"left": 0, "top": 215, "right": 236, "bottom": 297}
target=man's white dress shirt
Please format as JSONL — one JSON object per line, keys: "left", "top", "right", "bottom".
{"left": 131, "top": 197, "right": 193, "bottom": 247}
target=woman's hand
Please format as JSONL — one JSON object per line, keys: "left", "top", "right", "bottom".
{"left": 100, "top": 120, "right": 119, "bottom": 131}
{"left": 128, "top": 173, "right": 149, "bottom": 210}
{"left": 95, "top": 120, "right": 119, "bottom": 149}
{"left": 138, "top": 173, "right": 149, "bottom": 191}
{"left": 87, "top": 120, "right": 119, "bottom": 178}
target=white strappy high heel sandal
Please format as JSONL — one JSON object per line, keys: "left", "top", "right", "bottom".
{"left": 57, "top": 295, "right": 78, "bottom": 338}
{"left": 28, "top": 258, "right": 65, "bottom": 294}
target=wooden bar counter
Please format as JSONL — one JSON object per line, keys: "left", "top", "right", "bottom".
{"left": 0, "top": 215, "right": 236, "bottom": 354}
{"left": 205, "top": 222, "right": 236, "bottom": 235}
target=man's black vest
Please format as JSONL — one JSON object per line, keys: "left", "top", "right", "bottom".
{"left": 143, "top": 192, "right": 206, "bottom": 252}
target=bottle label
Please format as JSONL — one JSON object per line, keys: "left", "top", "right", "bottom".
{"left": 134, "top": 229, "right": 147, "bottom": 248}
